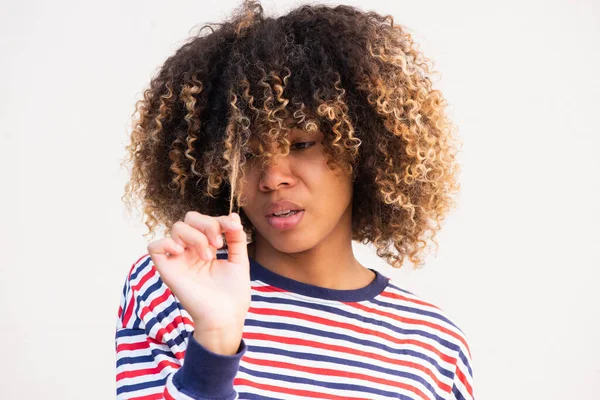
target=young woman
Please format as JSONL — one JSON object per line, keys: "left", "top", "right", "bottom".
{"left": 115, "top": 1, "right": 474, "bottom": 399}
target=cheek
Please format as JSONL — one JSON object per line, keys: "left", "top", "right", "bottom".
{"left": 314, "top": 167, "right": 353, "bottom": 206}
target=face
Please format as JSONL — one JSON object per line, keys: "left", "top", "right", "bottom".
{"left": 239, "top": 126, "right": 354, "bottom": 254}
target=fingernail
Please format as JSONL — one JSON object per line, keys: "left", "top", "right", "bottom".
{"left": 216, "top": 235, "right": 223, "bottom": 248}
{"left": 204, "top": 248, "right": 213, "bottom": 261}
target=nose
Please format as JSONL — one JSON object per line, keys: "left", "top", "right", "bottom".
{"left": 258, "top": 154, "right": 296, "bottom": 192}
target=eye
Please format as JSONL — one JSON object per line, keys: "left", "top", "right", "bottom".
{"left": 291, "top": 141, "right": 316, "bottom": 151}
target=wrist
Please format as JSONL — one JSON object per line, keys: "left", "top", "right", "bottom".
{"left": 173, "top": 333, "right": 247, "bottom": 399}
{"left": 193, "top": 328, "right": 243, "bottom": 356}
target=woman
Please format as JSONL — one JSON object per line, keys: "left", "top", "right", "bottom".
{"left": 116, "top": 1, "right": 474, "bottom": 399}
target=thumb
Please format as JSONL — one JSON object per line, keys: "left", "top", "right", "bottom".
{"left": 223, "top": 212, "right": 249, "bottom": 266}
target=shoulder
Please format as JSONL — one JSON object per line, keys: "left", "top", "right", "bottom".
{"left": 117, "top": 254, "right": 194, "bottom": 340}
{"left": 378, "top": 281, "right": 474, "bottom": 376}
{"left": 121, "top": 254, "right": 163, "bottom": 311}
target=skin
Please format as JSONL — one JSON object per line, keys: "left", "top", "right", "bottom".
{"left": 147, "top": 124, "right": 376, "bottom": 356}
{"left": 241, "top": 125, "right": 376, "bottom": 290}
{"left": 148, "top": 212, "right": 250, "bottom": 356}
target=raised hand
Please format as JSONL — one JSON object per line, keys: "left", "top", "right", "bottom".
{"left": 147, "top": 211, "right": 250, "bottom": 355}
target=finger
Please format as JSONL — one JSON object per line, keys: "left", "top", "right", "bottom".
{"left": 182, "top": 211, "right": 247, "bottom": 265}
{"left": 147, "top": 237, "right": 184, "bottom": 261}
{"left": 184, "top": 211, "right": 224, "bottom": 249}
{"left": 171, "top": 221, "right": 213, "bottom": 261}
{"left": 218, "top": 212, "right": 248, "bottom": 266}
{"left": 163, "top": 237, "right": 185, "bottom": 256}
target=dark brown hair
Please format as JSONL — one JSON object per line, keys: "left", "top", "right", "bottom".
{"left": 122, "top": 0, "right": 462, "bottom": 269}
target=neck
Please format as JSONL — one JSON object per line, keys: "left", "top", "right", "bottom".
{"left": 247, "top": 207, "right": 375, "bottom": 290}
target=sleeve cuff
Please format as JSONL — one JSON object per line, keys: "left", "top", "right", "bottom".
{"left": 172, "top": 332, "right": 247, "bottom": 399}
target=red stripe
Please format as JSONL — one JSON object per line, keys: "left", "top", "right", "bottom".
{"left": 249, "top": 307, "right": 456, "bottom": 364}
{"left": 122, "top": 291, "right": 136, "bottom": 328}
{"left": 139, "top": 288, "right": 175, "bottom": 340}
{"left": 378, "top": 292, "right": 473, "bottom": 359}
{"left": 253, "top": 285, "right": 288, "bottom": 293}
{"left": 117, "top": 340, "right": 150, "bottom": 352}
{"left": 128, "top": 393, "right": 164, "bottom": 400}
{"left": 133, "top": 254, "right": 151, "bottom": 271}
{"left": 116, "top": 358, "right": 180, "bottom": 381}
{"left": 233, "top": 377, "right": 369, "bottom": 400}
{"left": 163, "top": 389, "right": 176, "bottom": 400}
{"left": 243, "top": 332, "right": 451, "bottom": 393}
{"left": 454, "top": 363, "right": 473, "bottom": 397}
{"left": 117, "top": 338, "right": 185, "bottom": 361}
{"left": 253, "top": 285, "right": 470, "bottom": 361}
{"left": 131, "top": 264, "right": 156, "bottom": 293}
{"left": 145, "top": 336, "right": 186, "bottom": 360}
{"left": 380, "top": 291, "right": 440, "bottom": 310}
{"left": 141, "top": 313, "right": 194, "bottom": 345}
{"left": 121, "top": 255, "right": 152, "bottom": 327}
{"left": 125, "top": 259, "right": 195, "bottom": 353}
{"left": 243, "top": 355, "right": 429, "bottom": 398}
{"left": 348, "top": 302, "right": 470, "bottom": 356}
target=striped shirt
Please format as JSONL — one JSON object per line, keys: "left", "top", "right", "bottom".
{"left": 115, "top": 251, "right": 474, "bottom": 399}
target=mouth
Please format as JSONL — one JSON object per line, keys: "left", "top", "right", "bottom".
{"left": 268, "top": 210, "right": 303, "bottom": 217}
{"left": 265, "top": 209, "right": 305, "bottom": 230}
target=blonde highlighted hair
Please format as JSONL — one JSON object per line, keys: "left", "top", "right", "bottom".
{"left": 122, "top": 0, "right": 462, "bottom": 269}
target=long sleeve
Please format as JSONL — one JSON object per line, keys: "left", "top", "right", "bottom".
{"left": 115, "top": 254, "right": 246, "bottom": 399}
{"left": 449, "top": 336, "right": 475, "bottom": 400}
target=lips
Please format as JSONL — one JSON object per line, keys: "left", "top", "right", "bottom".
{"left": 265, "top": 209, "right": 305, "bottom": 230}
{"left": 265, "top": 200, "right": 304, "bottom": 216}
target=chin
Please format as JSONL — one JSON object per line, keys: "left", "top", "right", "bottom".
{"left": 273, "top": 241, "right": 311, "bottom": 255}
{"left": 256, "top": 228, "right": 315, "bottom": 255}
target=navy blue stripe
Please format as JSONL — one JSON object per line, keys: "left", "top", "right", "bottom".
{"left": 129, "top": 256, "right": 152, "bottom": 281}
{"left": 117, "top": 354, "right": 154, "bottom": 368}
{"left": 139, "top": 275, "right": 165, "bottom": 303}
{"left": 249, "top": 345, "right": 444, "bottom": 400}
{"left": 121, "top": 273, "right": 189, "bottom": 350}
{"left": 458, "top": 348, "right": 473, "bottom": 377}
{"left": 116, "top": 328, "right": 145, "bottom": 338}
{"left": 452, "top": 382, "right": 467, "bottom": 400}
{"left": 245, "top": 319, "right": 453, "bottom": 379}
{"left": 369, "top": 297, "right": 459, "bottom": 330}
{"left": 116, "top": 375, "right": 166, "bottom": 395}
{"left": 116, "top": 252, "right": 470, "bottom": 400}
{"left": 133, "top": 275, "right": 165, "bottom": 326}
{"left": 248, "top": 256, "right": 390, "bottom": 301}
{"left": 385, "top": 283, "right": 467, "bottom": 338}
{"left": 251, "top": 294, "right": 459, "bottom": 353}
{"left": 121, "top": 293, "right": 188, "bottom": 350}
{"left": 121, "top": 278, "right": 128, "bottom": 303}
{"left": 116, "top": 348, "right": 179, "bottom": 369}
{"left": 238, "top": 365, "right": 413, "bottom": 399}
{"left": 131, "top": 261, "right": 159, "bottom": 329}
{"left": 237, "top": 393, "right": 282, "bottom": 400}
{"left": 387, "top": 282, "right": 416, "bottom": 296}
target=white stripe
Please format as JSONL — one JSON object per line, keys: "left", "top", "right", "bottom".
{"left": 246, "top": 301, "right": 455, "bottom": 365}
{"left": 240, "top": 349, "right": 441, "bottom": 398}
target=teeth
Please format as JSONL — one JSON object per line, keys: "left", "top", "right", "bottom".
{"left": 272, "top": 210, "right": 300, "bottom": 217}
{"left": 273, "top": 209, "right": 292, "bottom": 216}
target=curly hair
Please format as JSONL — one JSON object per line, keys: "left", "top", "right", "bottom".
{"left": 121, "top": 0, "right": 462, "bottom": 269}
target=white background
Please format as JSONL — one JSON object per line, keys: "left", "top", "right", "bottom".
{"left": 1, "top": 0, "right": 599, "bottom": 398}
